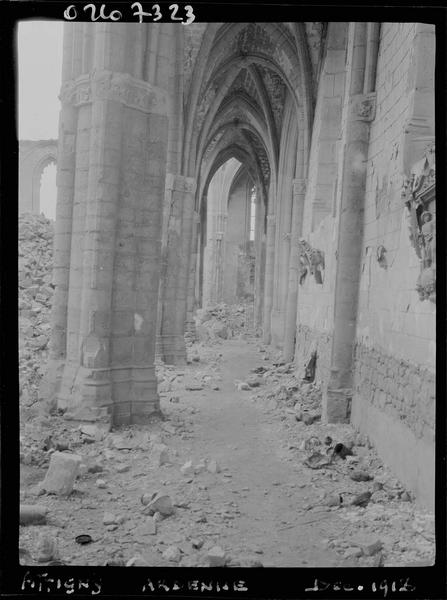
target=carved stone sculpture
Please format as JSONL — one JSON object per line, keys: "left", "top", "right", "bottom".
{"left": 297, "top": 239, "right": 325, "bottom": 285}
{"left": 402, "top": 142, "right": 435, "bottom": 302}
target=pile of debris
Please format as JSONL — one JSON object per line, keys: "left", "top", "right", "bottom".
{"left": 194, "top": 303, "right": 254, "bottom": 342}
{"left": 240, "top": 346, "right": 435, "bottom": 567}
{"left": 156, "top": 344, "right": 223, "bottom": 399}
{"left": 19, "top": 213, "right": 54, "bottom": 415}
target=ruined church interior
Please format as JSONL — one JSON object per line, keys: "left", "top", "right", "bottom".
{"left": 18, "top": 21, "right": 436, "bottom": 568}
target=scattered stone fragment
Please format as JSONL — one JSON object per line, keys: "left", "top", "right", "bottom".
{"left": 151, "top": 443, "right": 170, "bottom": 466}
{"left": 194, "top": 459, "right": 207, "bottom": 474}
{"left": 142, "top": 492, "right": 174, "bottom": 516}
{"left": 36, "top": 533, "right": 58, "bottom": 563}
{"left": 302, "top": 412, "right": 320, "bottom": 425}
{"left": 116, "top": 463, "right": 130, "bottom": 473}
{"left": 163, "top": 545, "right": 181, "bottom": 562}
{"left": 191, "top": 538, "right": 204, "bottom": 549}
{"left": 126, "top": 555, "right": 149, "bottom": 566}
{"left": 20, "top": 504, "right": 48, "bottom": 526}
{"left": 353, "top": 537, "right": 383, "bottom": 556}
{"left": 351, "top": 491, "right": 372, "bottom": 507}
{"left": 40, "top": 451, "right": 82, "bottom": 496}
{"left": 206, "top": 545, "right": 226, "bottom": 567}
{"left": 140, "top": 516, "right": 157, "bottom": 535}
{"left": 303, "top": 452, "right": 332, "bottom": 470}
{"left": 180, "top": 460, "right": 194, "bottom": 476}
{"left": 96, "top": 478, "right": 107, "bottom": 488}
{"left": 207, "top": 459, "right": 220, "bottom": 473}
{"left": 350, "top": 470, "right": 373, "bottom": 482}
{"left": 237, "top": 382, "right": 250, "bottom": 391}
{"left": 102, "top": 512, "right": 117, "bottom": 525}
{"left": 344, "top": 547, "right": 363, "bottom": 559}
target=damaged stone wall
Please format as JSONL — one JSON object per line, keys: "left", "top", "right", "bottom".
{"left": 352, "top": 23, "right": 435, "bottom": 510}
{"left": 294, "top": 23, "right": 347, "bottom": 384}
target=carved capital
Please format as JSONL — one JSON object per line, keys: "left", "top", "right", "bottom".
{"left": 350, "top": 92, "right": 376, "bottom": 122}
{"left": 59, "top": 71, "right": 168, "bottom": 116}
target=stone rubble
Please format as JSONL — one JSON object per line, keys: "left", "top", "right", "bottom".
{"left": 18, "top": 225, "right": 435, "bottom": 569}
{"left": 19, "top": 213, "right": 54, "bottom": 417}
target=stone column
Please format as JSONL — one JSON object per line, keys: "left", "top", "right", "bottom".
{"left": 48, "top": 24, "right": 170, "bottom": 426}
{"left": 253, "top": 189, "right": 266, "bottom": 330}
{"left": 262, "top": 213, "right": 276, "bottom": 344}
{"left": 159, "top": 175, "right": 196, "bottom": 364}
{"left": 39, "top": 24, "right": 80, "bottom": 406}
{"left": 185, "top": 210, "right": 201, "bottom": 335}
{"left": 324, "top": 23, "right": 375, "bottom": 423}
{"left": 283, "top": 177, "right": 307, "bottom": 362}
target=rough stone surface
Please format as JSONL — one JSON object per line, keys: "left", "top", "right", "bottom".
{"left": 40, "top": 452, "right": 82, "bottom": 496}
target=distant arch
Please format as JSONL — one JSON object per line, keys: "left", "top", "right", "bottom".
{"left": 19, "top": 139, "right": 58, "bottom": 215}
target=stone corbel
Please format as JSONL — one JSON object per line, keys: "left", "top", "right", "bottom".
{"left": 350, "top": 92, "right": 377, "bottom": 122}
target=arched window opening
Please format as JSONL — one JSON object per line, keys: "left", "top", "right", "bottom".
{"left": 249, "top": 186, "right": 256, "bottom": 242}
{"left": 39, "top": 162, "right": 57, "bottom": 220}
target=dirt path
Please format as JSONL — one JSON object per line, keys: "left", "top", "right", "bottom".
{"left": 158, "top": 338, "right": 343, "bottom": 567}
{"left": 20, "top": 337, "right": 434, "bottom": 567}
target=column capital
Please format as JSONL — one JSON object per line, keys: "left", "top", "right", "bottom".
{"left": 59, "top": 70, "right": 168, "bottom": 116}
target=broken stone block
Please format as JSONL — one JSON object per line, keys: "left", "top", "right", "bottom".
{"left": 96, "top": 478, "right": 107, "bottom": 488}
{"left": 103, "top": 512, "right": 117, "bottom": 525}
{"left": 191, "top": 538, "right": 204, "bottom": 549}
{"left": 344, "top": 547, "right": 363, "bottom": 559}
{"left": 237, "top": 382, "right": 250, "bottom": 391}
{"left": 151, "top": 443, "right": 170, "bottom": 466}
{"left": 247, "top": 376, "right": 261, "bottom": 387}
{"left": 354, "top": 538, "right": 383, "bottom": 556}
{"left": 20, "top": 504, "right": 48, "bottom": 526}
{"left": 207, "top": 459, "right": 220, "bottom": 474}
{"left": 350, "top": 470, "right": 373, "bottom": 482}
{"left": 142, "top": 492, "right": 174, "bottom": 516}
{"left": 40, "top": 451, "right": 82, "bottom": 496}
{"left": 302, "top": 412, "right": 321, "bottom": 425}
{"left": 36, "top": 533, "right": 58, "bottom": 563}
{"left": 180, "top": 460, "right": 194, "bottom": 476}
{"left": 163, "top": 545, "right": 181, "bottom": 562}
{"left": 137, "top": 516, "right": 157, "bottom": 536}
{"left": 206, "top": 546, "right": 226, "bottom": 567}
{"left": 116, "top": 463, "right": 130, "bottom": 473}
{"left": 194, "top": 459, "right": 206, "bottom": 474}
{"left": 351, "top": 491, "right": 372, "bottom": 507}
{"left": 79, "top": 424, "right": 104, "bottom": 442}
{"left": 126, "top": 554, "right": 149, "bottom": 566}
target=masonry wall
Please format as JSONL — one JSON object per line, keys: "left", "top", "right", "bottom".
{"left": 352, "top": 23, "right": 436, "bottom": 510}
{"left": 295, "top": 23, "right": 348, "bottom": 383}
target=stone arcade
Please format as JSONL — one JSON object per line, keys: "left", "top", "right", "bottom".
{"left": 30, "top": 23, "right": 435, "bottom": 509}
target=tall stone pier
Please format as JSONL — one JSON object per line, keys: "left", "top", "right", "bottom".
{"left": 42, "top": 23, "right": 174, "bottom": 426}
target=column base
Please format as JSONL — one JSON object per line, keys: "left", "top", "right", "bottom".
{"left": 158, "top": 333, "right": 187, "bottom": 365}
{"left": 56, "top": 362, "right": 160, "bottom": 426}
{"left": 323, "top": 387, "right": 352, "bottom": 423}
